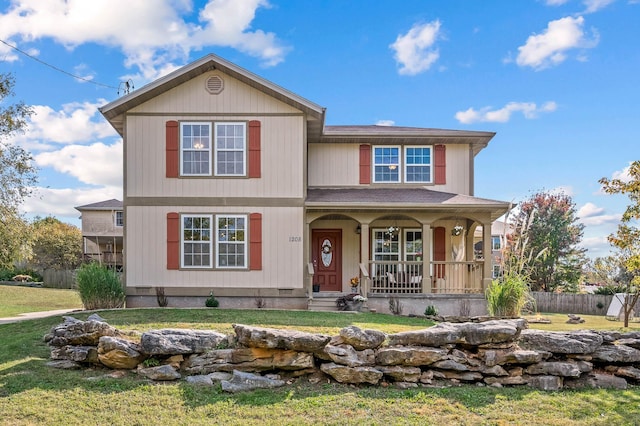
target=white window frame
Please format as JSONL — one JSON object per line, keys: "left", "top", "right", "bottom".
{"left": 181, "top": 214, "right": 213, "bottom": 269}
{"left": 215, "top": 214, "right": 248, "bottom": 269}
{"left": 404, "top": 146, "right": 432, "bottom": 183}
{"left": 372, "top": 146, "right": 401, "bottom": 183}
{"left": 403, "top": 229, "right": 423, "bottom": 261}
{"left": 180, "top": 122, "right": 212, "bottom": 176}
{"left": 115, "top": 211, "right": 124, "bottom": 227}
{"left": 492, "top": 265, "right": 502, "bottom": 279}
{"left": 214, "top": 122, "right": 247, "bottom": 177}
{"left": 491, "top": 235, "right": 501, "bottom": 251}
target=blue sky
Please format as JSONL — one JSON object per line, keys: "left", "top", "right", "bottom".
{"left": 1, "top": 0, "right": 638, "bottom": 259}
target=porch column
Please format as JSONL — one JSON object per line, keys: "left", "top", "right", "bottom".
{"left": 304, "top": 220, "right": 313, "bottom": 299}
{"left": 359, "top": 223, "right": 370, "bottom": 295}
{"left": 482, "top": 221, "right": 493, "bottom": 292}
{"left": 422, "top": 223, "right": 431, "bottom": 293}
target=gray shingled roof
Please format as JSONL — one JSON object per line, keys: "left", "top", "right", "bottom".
{"left": 75, "top": 199, "right": 123, "bottom": 211}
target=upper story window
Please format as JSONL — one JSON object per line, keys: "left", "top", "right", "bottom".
{"left": 373, "top": 146, "right": 432, "bottom": 183}
{"left": 181, "top": 123, "right": 211, "bottom": 176}
{"left": 215, "top": 122, "right": 246, "bottom": 176}
{"left": 115, "top": 211, "right": 124, "bottom": 227}
{"left": 491, "top": 235, "right": 501, "bottom": 251}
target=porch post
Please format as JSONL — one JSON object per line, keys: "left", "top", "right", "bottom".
{"left": 482, "top": 221, "right": 493, "bottom": 292}
{"left": 304, "top": 219, "right": 313, "bottom": 299}
{"left": 422, "top": 222, "right": 431, "bottom": 293}
{"left": 359, "top": 223, "right": 370, "bottom": 295}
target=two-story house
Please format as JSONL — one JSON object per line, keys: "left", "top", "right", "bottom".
{"left": 75, "top": 199, "right": 124, "bottom": 271}
{"left": 99, "top": 54, "right": 510, "bottom": 315}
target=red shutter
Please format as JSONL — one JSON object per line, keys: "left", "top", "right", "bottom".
{"left": 434, "top": 144, "right": 446, "bottom": 184}
{"left": 359, "top": 144, "right": 371, "bottom": 184}
{"left": 248, "top": 120, "right": 261, "bottom": 178}
{"left": 249, "top": 213, "right": 262, "bottom": 270}
{"left": 433, "top": 226, "right": 446, "bottom": 278}
{"left": 167, "top": 212, "right": 180, "bottom": 270}
{"left": 166, "top": 121, "right": 179, "bottom": 178}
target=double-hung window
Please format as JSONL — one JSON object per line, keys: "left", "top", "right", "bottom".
{"left": 216, "top": 215, "right": 247, "bottom": 268}
{"left": 115, "top": 211, "right": 124, "bottom": 227}
{"left": 373, "top": 145, "right": 432, "bottom": 183}
{"left": 181, "top": 123, "right": 212, "bottom": 176}
{"left": 491, "top": 236, "right": 501, "bottom": 251}
{"left": 215, "top": 122, "right": 246, "bottom": 176}
{"left": 182, "top": 215, "right": 213, "bottom": 268}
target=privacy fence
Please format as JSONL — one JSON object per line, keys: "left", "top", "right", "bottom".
{"left": 531, "top": 292, "right": 614, "bottom": 316}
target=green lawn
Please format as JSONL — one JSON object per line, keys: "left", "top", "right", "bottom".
{"left": 0, "top": 284, "right": 83, "bottom": 317}
{"left": 1, "top": 307, "right": 639, "bottom": 425}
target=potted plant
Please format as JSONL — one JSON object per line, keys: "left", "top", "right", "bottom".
{"left": 350, "top": 276, "right": 359, "bottom": 293}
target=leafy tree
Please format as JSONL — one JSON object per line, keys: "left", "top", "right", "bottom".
{"left": 29, "top": 216, "right": 83, "bottom": 270}
{"left": 599, "top": 161, "right": 640, "bottom": 327}
{"left": 509, "top": 191, "right": 586, "bottom": 292}
{"left": 0, "top": 73, "right": 37, "bottom": 269}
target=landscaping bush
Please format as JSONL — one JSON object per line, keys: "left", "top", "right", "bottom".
{"left": 205, "top": 291, "right": 219, "bottom": 307}
{"left": 593, "top": 284, "right": 627, "bottom": 295}
{"left": 75, "top": 263, "right": 125, "bottom": 310}
{"left": 486, "top": 272, "right": 534, "bottom": 317}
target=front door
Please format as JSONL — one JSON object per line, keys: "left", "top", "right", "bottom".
{"left": 312, "top": 229, "right": 342, "bottom": 292}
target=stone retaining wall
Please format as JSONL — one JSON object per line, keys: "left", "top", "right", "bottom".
{"left": 44, "top": 315, "right": 640, "bottom": 392}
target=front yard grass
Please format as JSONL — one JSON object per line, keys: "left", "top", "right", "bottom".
{"left": 1, "top": 308, "right": 639, "bottom": 425}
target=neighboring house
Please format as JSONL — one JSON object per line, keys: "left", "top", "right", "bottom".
{"left": 473, "top": 220, "right": 513, "bottom": 279}
{"left": 75, "top": 199, "right": 124, "bottom": 271}
{"left": 99, "top": 54, "right": 510, "bottom": 313}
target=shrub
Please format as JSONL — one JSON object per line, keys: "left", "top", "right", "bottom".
{"left": 485, "top": 272, "right": 534, "bottom": 317}
{"left": 424, "top": 305, "right": 438, "bottom": 316}
{"left": 205, "top": 291, "right": 219, "bottom": 308}
{"left": 75, "top": 263, "right": 125, "bottom": 310}
{"left": 593, "top": 284, "right": 627, "bottom": 295}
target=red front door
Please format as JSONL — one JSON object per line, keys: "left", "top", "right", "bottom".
{"left": 312, "top": 229, "right": 342, "bottom": 292}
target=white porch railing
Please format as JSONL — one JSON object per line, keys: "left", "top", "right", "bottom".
{"left": 365, "top": 261, "right": 484, "bottom": 294}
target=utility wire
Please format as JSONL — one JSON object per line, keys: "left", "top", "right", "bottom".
{"left": 0, "top": 38, "right": 119, "bottom": 90}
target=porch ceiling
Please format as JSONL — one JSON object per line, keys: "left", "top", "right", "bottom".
{"left": 305, "top": 187, "right": 510, "bottom": 220}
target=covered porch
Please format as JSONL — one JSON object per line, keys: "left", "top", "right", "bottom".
{"left": 305, "top": 188, "right": 510, "bottom": 297}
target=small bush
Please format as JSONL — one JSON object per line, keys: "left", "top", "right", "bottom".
{"left": 424, "top": 305, "right": 438, "bottom": 316}
{"left": 205, "top": 291, "right": 219, "bottom": 308}
{"left": 485, "top": 272, "right": 534, "bottom": 317}
{"left": 75, "top": 263, "right": 125, "bottom": 310}
{"left": 593, "top": 284, "right": 627, "bottom": 295}
{"left": 0, "top": 268, "right": 43, "bottom": 282}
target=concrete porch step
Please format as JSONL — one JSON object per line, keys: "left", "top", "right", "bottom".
{"left": 307, "top": 293, "right": 368, "bottom": 312}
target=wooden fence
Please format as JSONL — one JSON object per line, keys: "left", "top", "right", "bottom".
{"left": 42, "top": 269, "right": 76, "bottom": 289}
{"left": 531, "top": 292, "right": 613, "bottom": 315}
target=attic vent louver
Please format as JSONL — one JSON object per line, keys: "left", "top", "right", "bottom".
{"left": 205, "top": 75, "right": 224, "bottom": 94}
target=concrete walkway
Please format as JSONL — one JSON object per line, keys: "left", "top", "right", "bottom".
{"left": 0, "top": 309, "right": 81, "bottom": 325}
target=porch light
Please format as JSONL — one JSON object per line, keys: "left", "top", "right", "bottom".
{"left": 355, "top": 224, "right": 361, "bottom": 234}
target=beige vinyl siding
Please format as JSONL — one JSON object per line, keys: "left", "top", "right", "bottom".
{"left": 130, "top": 71, "right": 301, "bottom": 115}
{"left": 308, "top": 143, "right": 472, "bottom": 195}
{"left": 125, "top": 115, "right": 304, "bottom": 198}
{"left": 126, "top": 206, "right": 304, "bottom": 289}
{"left": 80, "top": 210, "right": 123, "bottom": 237}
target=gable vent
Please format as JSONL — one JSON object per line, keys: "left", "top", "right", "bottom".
{"left": 205, "top": 75, "right": 224, "bottom": 94}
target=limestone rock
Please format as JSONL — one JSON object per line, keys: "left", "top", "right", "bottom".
{"left": 339, "top": 326, "right": 386, "bottom": 350}
{"left": 233, "top": 324, "right": 330, "bottom": 352}
{"left": 138, "top": 364, "right": 181, "bottom": 381}
{"left": 387, "top": 319, "right": 527, "bottom": 347}
{"left": 46, "top": 360, "right": 82, "bottom": 369}
{"left": 614, "top": 366, "right": 640, "bottom": 380}
{"left": 616, "top": 338, "right": 640, "bottom": 350}
{"left": 377, "top": 365, "right": 422, "bottom": 382}
{"left": 44, "top": 317, "right": 120, "bottom": 347}
{"left": 183, "top": 347, "right": 314, "bottom": 374}
{"left": 484, "top": 375, "right": 529, "bottom": 386}
{"left": 320, "top": 362, "right": 383, "bottom": 384}
{"left": 376, "top": 346, "right": 449, "bottom": 366}
{"left": 440, "top": 371, "right": 483, "bottom": 381}
{"left": 323, "top": 344, "right": 375, "bottom": 367}
{"left": 50, "top": 345, "right": 99, "bottom": 364}
{"left": 564, "top": 373, "right": 627, "bottom": 390}
{"left": 140, "top": 329, "right": 227, "bottom": 355}
{"left": 431, "top": 359, "right": 469, "bottom": 371}
{"left": 97, "top": 336, "right": 145, "bottom": 369}
{"left": 525, "top": 361, "right": 582, "bottom": 377}
{"left": 518, "top": 329, "right": 602, "bottom": 354}
{"left": 592, "top": 344, "right": 640, "bottom": 363}
{"left": 529, "top": 375, "right": 563, "bottom": 391}
{"left": 221, "top": 370, "right": 286, "bottom": 393}
{"left": 484, "top": 349, "right": 545, "bottom": 366}
{"left": 481, "top": 365, "right": 509, "bottom": 376}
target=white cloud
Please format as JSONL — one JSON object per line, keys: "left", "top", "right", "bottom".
{"left": 35, "top": 140, "right": 123, "bottom": 187}
{"left": 612, "top": 162, "right": 633, "bottom": 182}
{"left": 0, "top": 0, "right": 287, "bottom": 78}
{"left": 545, "top": 0, "right": 571, "bottom": 5}
{"left": 577, "top": 202, "right": 621, "bottom": 225}
{"left": 578, "top": 202, "right": 605, "bottom": 218}
{"left": 516, "top": 16, "right": 599, "bottom": 70}
{"left": 376, "top": 120, "right": 395, "bottom": 126}
{"left": 583, "top": 0, "right": 616, "bottom": 13}
{"left": 455, "top": 101, "right": 557, "bottom": 124}
{"left": 390, "top": 20, "right": 442, "bottom": 75}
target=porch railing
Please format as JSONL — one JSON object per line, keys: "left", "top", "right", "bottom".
{"left": 365, "top": 261, "right": 484, "bottom": 294}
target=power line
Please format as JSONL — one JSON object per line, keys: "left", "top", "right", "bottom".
{"left": 0, "top": 38, "right": 119, "bottom": 90}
